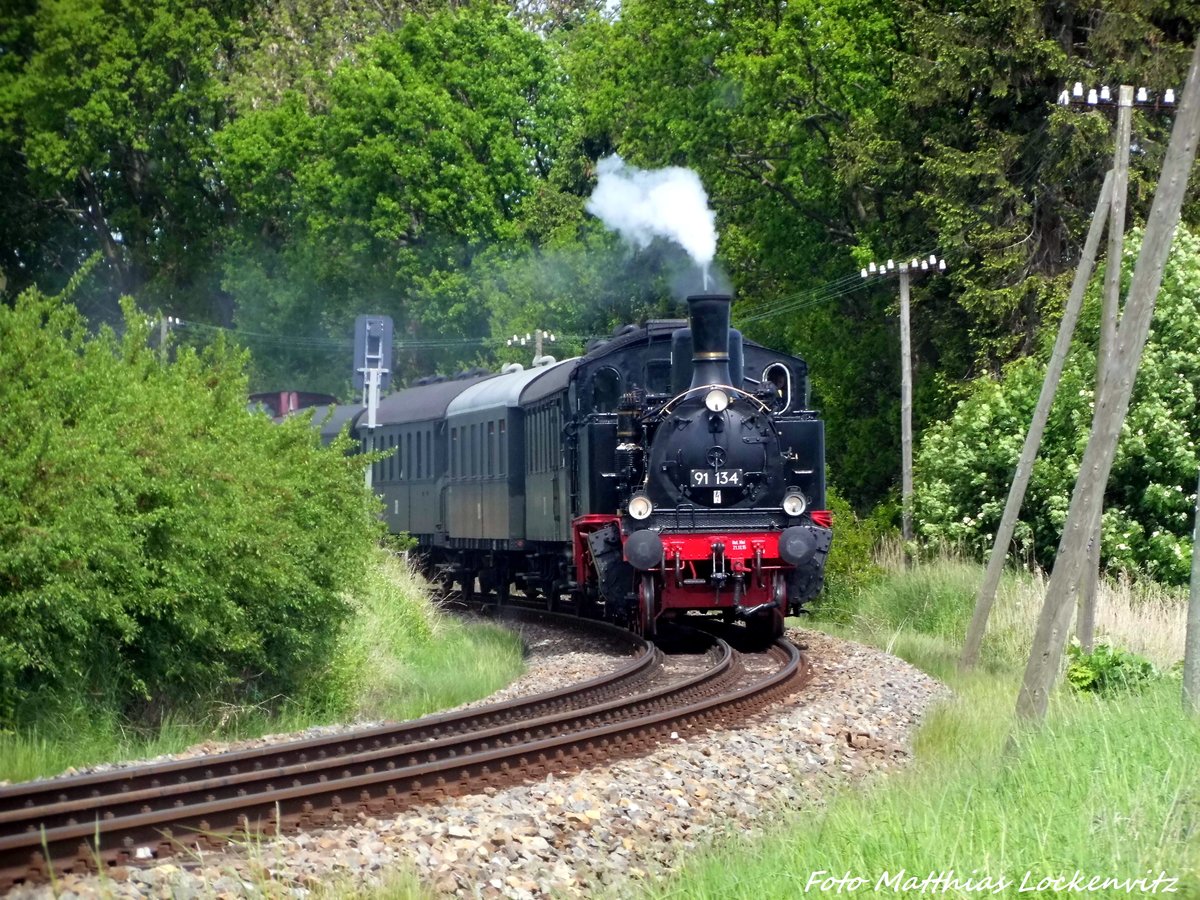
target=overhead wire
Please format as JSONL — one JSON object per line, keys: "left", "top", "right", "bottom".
{"left": 171, "top": 318, "right": 591, "bottom": 350}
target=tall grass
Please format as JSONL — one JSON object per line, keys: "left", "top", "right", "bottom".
{"left": 324, "top": 552, "right": 524, "bottom": 722}
{"left": 0, "top": 552, "right": 523, "bottom": 784}
{"left": 649, "top": 551, "right": 1199, "bottom": 899}
{"left": 825, "top": 540, "right": 1188, "bottom": 671}
{"left": 650, "top": 680, "right": 1200, "bottom": 899}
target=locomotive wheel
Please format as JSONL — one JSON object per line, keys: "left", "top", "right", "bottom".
{"left": 634, "top": 575, "right": 657, "bottom": 638}
{"left": 745, "top": 606, "right": 784, "bottom": 648}
{"left": 745, "top": 574, "right": 786, "bottom": 648}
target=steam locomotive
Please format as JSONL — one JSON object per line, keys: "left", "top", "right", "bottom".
{"left": 308, "top": 293, "right": 831, "bottom": 646}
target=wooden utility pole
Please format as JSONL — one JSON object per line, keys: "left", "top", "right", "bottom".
{"left": 1186, "top": 467, "right": 1200, "bottom": 715}
{"left": 899, "top": 269, "right": 914, "bottom": 543}
{"left": 958, "top": 172, "right": 1115, "bottom": 670}
{"left": 508, "top": 329, "right": 556, "bottom": 365}
{"left": 158, "top": 315, "right": 179, "bottom": 362}
{"left": 1079, "top": 84, "right": 1136, "bottom": 652}
{"left": 1017, "top": 40, "right": 1200, "bottom": 723}
{"left": 861, "top": 254, "right": 946, "bottom": 550}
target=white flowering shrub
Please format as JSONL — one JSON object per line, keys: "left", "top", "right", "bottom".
{"left": 917, "top": 225, "right": 1200, "bottom": 585}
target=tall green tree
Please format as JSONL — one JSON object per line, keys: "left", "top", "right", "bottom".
{"left": 219, "top": 1, "right": 569, "bottom": 390}
{"left": 0, "top": 0, "right": 250, "bottom": 319}
{"left": 559, "top": 0, "right": 1199, "bottom": 507}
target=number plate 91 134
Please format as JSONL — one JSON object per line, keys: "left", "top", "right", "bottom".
{"left": 690, "top": 469, "right": 742, "bottom": 487}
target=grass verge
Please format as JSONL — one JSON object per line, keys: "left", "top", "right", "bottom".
{"left": 647, "top": 558, "right": 1200, "bottom": 899}
{"left": 0, "top": 552, "right": 523, "bottom": 784}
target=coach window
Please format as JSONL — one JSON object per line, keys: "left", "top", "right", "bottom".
{"left": 530, "top": 414, "right": 539, "bottom": 473}
{"left": 539, "top": 410, "right": 547, "bottom": 471}
{"left": 426, "top": 431, "right": 432, "bottom": 479}
{"left": 535, "top": 411, "right": 543, "bottom": 472}
{"left": 593, "top": 367, "right": 621, "bottom": 413}
{"left": 550, "top": 407, "right": 560, "bottom": 469}
{"left": 487, "top": 422, "right": 495, "bottom": 476}
{"left": 530, "top": 413, "right": 537, "bottom": 473}
{"left": 763, "top": 363, "right": 792, "bottom": 412}
{"left": 449, "top": 428, "right": 457, "bottom": 478}
{"left": 530, "top": 415, "right": 540, "bottom": 475}
{"left": 499, "top": 420, "right": 507, "bottom": 475}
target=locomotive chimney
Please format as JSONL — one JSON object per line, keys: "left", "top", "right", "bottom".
{"left": 687, "top": 293, "right": 733, "bottom": 390}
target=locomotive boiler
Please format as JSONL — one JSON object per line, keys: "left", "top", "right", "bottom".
{"left": 339, "top": 291, "right": 831, "bottom": 647}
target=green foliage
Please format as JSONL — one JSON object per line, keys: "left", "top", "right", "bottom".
{"left": 563, "top": 0, "right": 1198, "bottom": 508}
{"left": 0, "top": 552, "right": 525, "bottom": 782}
{"left": 0, "top": 0, "right": 247, "bottom": 316}
{"left": 4, "top": 0, "right": 1199, "bottom": 510}
{"left": 0, "top": 284, "right": 381, "bottom": 729}
{"left": 810, "top": 485, "right": 887, "bottom": 620}
{"left": 1066, "top": 642, "right": 1157, "bottom": 697}
{"left": 821, "top": 556, "right": 980, "bottom": 642}
{"left": 917, "top": 225, "right": 1200, "bottom": 584}
{"left": 218, "top": 2, "right": 570, "bottom": 390}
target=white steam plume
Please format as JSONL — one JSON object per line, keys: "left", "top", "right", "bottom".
{"left": 585, "top": 155, "right": 717, "bottom": 271}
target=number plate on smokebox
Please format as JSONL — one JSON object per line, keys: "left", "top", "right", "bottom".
{"left": 690, "top": 469, "right": 742, "bottom": 487}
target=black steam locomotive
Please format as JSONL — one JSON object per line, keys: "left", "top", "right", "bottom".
{"left": 312, "top": 293, "right": 831, "bottom": 645}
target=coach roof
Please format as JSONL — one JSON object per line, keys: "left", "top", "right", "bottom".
{"left": 373, "top": 373, "right": 495, "bottom": 426}
{"left": 447, "top": 360, "right": 578, "bottom": 416}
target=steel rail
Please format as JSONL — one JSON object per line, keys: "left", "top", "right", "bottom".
{"left": 1, "top": 631, "right": 805, "bottom": 890}
{"left": 1, "top": 639, "right": 729, "bottom": 838}
{"left": 0, "top": 612, "right": 651, "bottom": 818}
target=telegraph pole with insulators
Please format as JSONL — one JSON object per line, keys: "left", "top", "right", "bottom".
{"left": 861, "top": 254, "right": 947, "bottom": 547}
{"left": 1057, "top": 80, "right": 1179, "bottom": 650}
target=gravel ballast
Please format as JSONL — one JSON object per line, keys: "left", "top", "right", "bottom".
{"left": 7, "top": 624, "right": 948, "bottom": 899}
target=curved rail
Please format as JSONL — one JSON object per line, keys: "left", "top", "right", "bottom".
{"left": 0, "top": 626, "right": 807, "bottom": 890}
{"left": 0, "top": 611, "right": 651, "bottom": 818}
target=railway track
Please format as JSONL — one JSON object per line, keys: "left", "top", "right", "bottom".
{"left": 0, "top": 613, "right": 809, "bottom": 890}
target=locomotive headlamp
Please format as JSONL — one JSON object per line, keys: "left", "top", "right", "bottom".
{"left": 704, "top": 389, "right": 730, "bottom": 412}
{"left": 782, "top": 491, "right": 807, "bottom": 517}
{"left": 628, "top": 492, "right": 654, "bottom": 520}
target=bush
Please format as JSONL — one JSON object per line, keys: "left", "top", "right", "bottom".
{"left": 810, "top": 485, "right": 887, "bottom": 621}
{"left": 916, "top": 225, "right": 1200, "bottom": 584}
{"left": 0, "top": 286, "right": 381, "bottom": 728}
{"left": 1066, "top": 642, "right": 1157, "bottom": 696}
